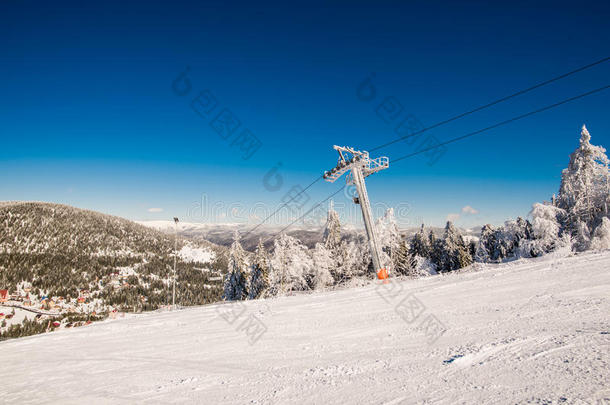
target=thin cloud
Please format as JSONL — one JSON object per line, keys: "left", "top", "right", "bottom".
{"left": 147, "top": 208, "right": 163, "bottom": 213}
{"left": 461, "top": 205, "right": 479, "bottom": 215}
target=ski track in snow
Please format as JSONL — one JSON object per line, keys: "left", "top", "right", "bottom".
{"left": 1, "top": 252, "right": 609, "bottom": 404}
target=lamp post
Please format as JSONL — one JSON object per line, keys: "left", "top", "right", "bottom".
{"left": 173, "top": 217, "right": 179, "bottom": 310}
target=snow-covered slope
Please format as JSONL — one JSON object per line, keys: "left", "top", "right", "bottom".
{"left": 1, "top": 252, "right": 609, "bottom": 404}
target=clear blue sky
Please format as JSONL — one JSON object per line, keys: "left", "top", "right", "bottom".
{"left": 1, "top": 0, "right": 609, "bottom": 228}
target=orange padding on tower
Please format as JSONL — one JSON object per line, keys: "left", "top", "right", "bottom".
{"left": 377, "top": 268, "right": 388, "bottom": 280}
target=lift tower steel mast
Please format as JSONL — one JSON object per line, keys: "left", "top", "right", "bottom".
{"left": 323, "top": 146, "right": 389, "bottom": 278}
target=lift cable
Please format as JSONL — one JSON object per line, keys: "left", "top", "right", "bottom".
{"left": 264, "top": 83, "right": 610, "bottom": 241}
{"left": 243, "top": 57, "right": 610, "bottom": 237}
{"left": 369, "top": 56, "right": 610, "bottom": 152}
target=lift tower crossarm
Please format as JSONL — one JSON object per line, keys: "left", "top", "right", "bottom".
{"left": 323, "top": 145, "right": 389, "bottom": 279}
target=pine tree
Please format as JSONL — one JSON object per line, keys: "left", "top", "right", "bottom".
{"left": 526, "top": 203, "right": 569, "bottom": 257}
{"left": 312, "top": 243, "right": 334, "bottom": 289}
{"left": 428, "top": 230, "right": 443, "bottom": 270}
{"left": 323, "top": 200, "right": 341, "bottom": 250}
{"left": 491, "top": 226, "right": 510, "bottom": 261}
{"left": 572, "top": 220, "right": 591, "bottom": 252}
{"left": 393, "top": 239, "right": 416, "bottom": 276}
{"left": 342, "top": 239, "right": 371, "bottom": 280}
{"left": 517, "top": 217, "right": 534, "bottom": 241}
{"left": 468, "top": 239, "right": 477, "bottom": 259}
{"left": 557, "top": 125, "right": 610, "bottom": 234}
{"left": 437, "top": 221, "right": 472, "bottom": 272}
{"left": 376, "top": 208, "right": 402, "bottom": 273}
{"left": 270, "top": 233, "right": 312, "bottom": 294}
{"left": 322, "top": 201, "right": 364, "bottom": 283}
{"left": 475, "top": 224, "right": 495, "bottom": 262}
{"left": 409, "top": 224, "right": 431, "bottom": 259}
{"left": 222, "top": 230, "right": 248, "bottom": 301}
{"left": 590, "top": 216, "right": 610, "bottom": 250}
{"left": 321, "top": 201, "right": 347, "bottom": 283}
{"left": 331, "top": 242, "right": 351, "bottom": 284}
{"left": 248, "top": 239, "right": 270, "bottom": 299}
{"left": 491, "top": 217, "right": 534, "bottom": 260}
{"left": 511, "top": 217, "right": 535, "bottom": 258}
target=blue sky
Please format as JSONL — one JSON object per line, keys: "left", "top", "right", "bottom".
{"left": 1, "top": 0, "right": 609, "bottom": 228}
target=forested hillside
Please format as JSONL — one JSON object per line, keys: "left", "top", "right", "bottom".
{"left": 0, "top": 202, "right": 227, "bottom": 325}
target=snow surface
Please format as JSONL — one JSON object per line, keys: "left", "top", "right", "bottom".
{"left": 1, "top": 252, "right": 609, "bottom": 404}
{"left": 0, "top": 307, "right": 32, "bottom": 328}
{"left": 178, "top": 244, "right": 215, "bottom": 263}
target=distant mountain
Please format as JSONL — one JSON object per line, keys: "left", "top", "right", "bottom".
{"left": 140, "top": 221, "right": 482, "bottom": 251}
{"left": 140, "top": 221, "right": 364, "bottom": 251}
{"left": 0, "top": 202, "right": 228, "bottom": 315}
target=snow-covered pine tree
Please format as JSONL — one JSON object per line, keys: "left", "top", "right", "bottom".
{"left": 321, "top": 201, "right": 355, "bottom": 284}
{"left": 392, "top": 238, "right": 416, "bottom": 276}
{"left": 429, "top": 230, "right": 444, "bottom": 270}
{"left": 223, "top": 230, "right": 248, "bottom": 301}
{"left": 488, "top": 225, "right": 512, "bottom": 262}
{"left": 249, "top": 238, "right": 270, "bottom": 299}
{"left": 323, "top": 200, "right": 341, "bottom": 251}
{"left": 557, "top": 125, "right": 610, "bottom": 235}
{"left": 342, "top": 238, "right": 371, "bottom": 280}
{"left": 590, "top": 216, "right": 610, "bottom": 250}
{"left": 468, "top": 239, "right": 477, "bottom": 260}
{"left": 572, "top": 220, "right": 592, "bottom": 252}
{"left": 513, "top": 217, "right": 535, "bottom": 258}
{"left": 454, "top": 236, "right": 473, "bottom": 271}
{"left": 376, "top": 208, "right": 402, "bottom": 273}
{"left": 436, "top": 221, "right": 472, "bottom": 272}
{"left": 525, "top": 203, "right": 569, "bottom": 257}
{"left": 517, "top": 216, "right": 534, "bottom": 240}
{"left": 312, "top": 243, "right": 334, "bottom": 289}
{"left": 493, "top": 217, "right": 534, "bottom": 260}
{"left": 475, "top": 224, "right": 495, "bottom": 262}
{"left": 409, "top": 224, "right": 431, "bottom": 259}
{"left": 270, "top": 233, "right": 312, "bottom": 293}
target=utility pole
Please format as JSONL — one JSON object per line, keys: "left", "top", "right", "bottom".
{"left": 173, "top": 217, "right": 179, "bottom": 310}
{"left": 324, "top": 146, "right": 389, "bottom": 279}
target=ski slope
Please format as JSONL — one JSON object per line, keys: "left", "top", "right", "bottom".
{"left": 2, "top": 252, "right": 609, "bottom": 404}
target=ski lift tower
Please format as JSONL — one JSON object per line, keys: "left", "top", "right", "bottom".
{"left": 323, "top": 146, "right": 389, "bottom": 279}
